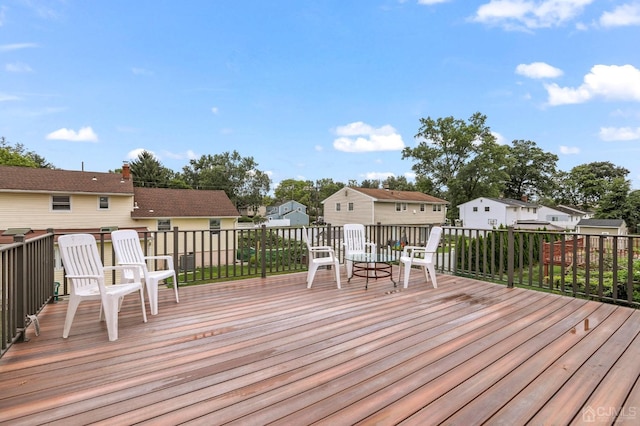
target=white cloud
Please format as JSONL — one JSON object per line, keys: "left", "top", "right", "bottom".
{"left": 364, "top": 172, "right": 395, "bottom": 180}
{"left": 314, "top": 145, "right": 323, "bottom": 152}
{"left": 559, "top": 145, "right": 580, "bottom": 154}
{"left": 46, "top": 126, "right": 98, "bottom": 142}
{"left": 0, "top": 42, "right": 38, "bottom": 52}
{"left": 599, "top": 127, "right": 640, "bottom": 141}
{"left": 127, "top": 148, "right": 152, "bottom": 159}
{"left": 5, "top": 61, "right": 33, "bottom": 73}
{"left": 516, "top": 62, "right": 563, "bottom": 79}
{"left": 333, "top": 121, "right": 405, "bottom": 152}
{"left": 132, "top": 67, "right": 153, "bottom": 76}
{"left": 0, "top": 92, "right": 20, "bottom": 101}
{"left": 492, "top": 131, "right": 508, "bottom": 145}
{"left": 211, "top": 106, "right": 219, "bottom": 114}
{"left": 545, "top": 64, "right": 640, "bottom": 106}
{"left": 161, "top": 149, "right": 198, "bottom": 160}
{"left": 472, "top": 0, "right": 594, "bottom": 30}
{"left": 418, "top": 0, "right": 450, "bottom": 4}
{"left": 600, "top": 3, "right": 640, "bottom": 27}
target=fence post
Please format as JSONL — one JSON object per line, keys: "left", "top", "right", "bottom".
{"left": 14, "top": 235, "right": 28, "bottom": 342}
{"left": 260, "top": 224, "right": 267, "bottom": 278}
{"left": 507, "top": 227, "right": 514, "bottom": 288}
{"left": 172, "top": 227, "right": 180, "bottom": 293}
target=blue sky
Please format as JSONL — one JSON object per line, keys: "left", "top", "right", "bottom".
{"left": 2, "top": 0, "right": 640, "bottom": 191}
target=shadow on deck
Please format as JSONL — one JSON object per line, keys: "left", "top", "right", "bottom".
{"left": 1, "top": 269, "right": 640, "bottom": 425}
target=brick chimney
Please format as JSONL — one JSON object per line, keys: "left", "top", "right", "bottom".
{"left": 122, "top": 163, "right": 131, "bottom": 180}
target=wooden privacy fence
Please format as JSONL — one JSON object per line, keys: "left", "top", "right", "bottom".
{"left": 542, "top": 236, "right": 584, "bottom": 278}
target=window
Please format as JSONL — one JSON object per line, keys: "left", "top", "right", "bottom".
{"left": 348, "top": 202, "right": 354, "bottom": 211}
{"left": 420, "top": 204, "right": 425, "bottom": 212}
{"left": 335, "top": 202, "right": 341, "bottom": 211}
{"left": 485, "top": 206, "right": 490, "bottom": 212}
{"left": 551, "top": 216, "right": 559, "bottom": 222}
{"left": 396, "top": 203, "right": 401, "bottom": 212}
{"left": 432, "top": 204, "right": 442, "bottom": 212}
{"left": 488, "top": 219, "right": 497, "bottom": 226}
{"left": 402, "top": 203, "right": 407, "bottom": 211}
{"left": 157, "top": 219, "right": 171, "bottom": 231}
{"left": 473, "top": 207, "right": 478, "bottom": 212}
{"left": 533, "top": 208, "right": 537, "bottom": 214}
{"left": 98, "top": 196, "right": 109, "bottom": 210}
{"left": 209, "top": 218, "right": 221, "bottom": 234}
{"left": 52, "top": 195, "right": 71, "bottom": 211}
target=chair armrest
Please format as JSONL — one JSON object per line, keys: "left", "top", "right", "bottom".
{"left": 402, "top": 245, "right": 433, "bottom": 257}
{"left": 309, "top": 246, "right": 334, "bottom": 252}
{"left": 105, "top": 265, "right": 142, "bottom": 281}
{"left": 144, "top": 255, "right": 175, "bottom": 269}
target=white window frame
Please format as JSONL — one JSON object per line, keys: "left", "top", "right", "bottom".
{"left": 51, "top": 195, "right": 71, "bottom": 211}
{"left": 348, "top": 202, "right": 354, "bottom": 211}
{"left": 98, "top": 196, "right": 109, "bottom": 210}
{"left": 335, "top": 202, "right": 341, "bottom": 212}
{"left": 209, "top": 218, "right": 221, "bottom": 234}
{"left": 157, "top": 219, "right": 171, "bottom": 231}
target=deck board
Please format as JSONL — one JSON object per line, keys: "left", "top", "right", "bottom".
{"left": 1, "top": 270, "right": 639, "bottom": 425}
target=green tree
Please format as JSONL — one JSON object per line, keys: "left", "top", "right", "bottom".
{"left": 128, "top": 150, "right": 177, "bottom": 188}
{"left": 595, "top": 178, "right": 640, "bottom": 233}
{"left": 402, "top": 112, "right": 508, "bottom": 219}
{"left": 503, "top": 140, "right": 558, "bottom": 200}
{"left": 0, "top": 137, "right": 55, "bottom": 168}
{"left": 274, "top": 179, "right": 311, "bottom": 203}
{"left": 562, "top": 162, "right": 629, "bottom": 209}
{"left": 181, "top": 150, "right": 271, "bottom": 210}
{"left": 382, "top": 176, "right": 415, "bottom": 191}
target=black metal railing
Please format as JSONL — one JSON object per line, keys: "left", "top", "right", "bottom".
{"left": 3, "top": 224, "right": 639, "bottom": 358}
{"left": 1, "top": 231, "right": 55, "bottom": 357}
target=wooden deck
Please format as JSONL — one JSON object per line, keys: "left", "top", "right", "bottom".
{"left": 1, "top": 270, "right": 640, "bottom": 425}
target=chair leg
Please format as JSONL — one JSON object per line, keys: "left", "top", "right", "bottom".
{"left": 102, "top": 297, "right": 120, "bottom": 342}
{"left": 426, "top": 264, "right": 437, "bottom": 288}
{"left": 346, "top": 260, "right": 353, "bottom": 279}
{"left": 147, "top": 280, "right": 159, "bottom": 315}
{"left": 171, "top": 272, "right": 180, "bottom": 303}
{"left": 403, "top": 262, "right": 412, "bottom": 288}
{"left": 139, "top": 288, "right": 148, "bottom": 323}
{"left": 62, "top": 297, "right": 82, "bottom": 338}
{"left": 334, "top": 259, "right": 341, "bottom": 289}
{"left": 307, "top": 263, "right": 319, "bottom": 288}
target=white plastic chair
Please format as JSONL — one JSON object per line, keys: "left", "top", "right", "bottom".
{"left": 397, "top": 226, "right": 443, "bottom": 289}
{"left": 58, "top": 234, "right": 147, "bottom": 341}
{"left": 302, "top": 226, "right": 341, "bottom": 289}
{"left": 111, "top": 229, "right": 179, "bottom": 315}
{"left": 343, "top": 223, "right": 376, "bottom": 279}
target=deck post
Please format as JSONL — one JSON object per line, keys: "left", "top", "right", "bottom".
{"left": 507, "top": 226, "right": 514, "bottom": 288}
{"left": 260, "top": 224, "right": 267, "bottom": 278}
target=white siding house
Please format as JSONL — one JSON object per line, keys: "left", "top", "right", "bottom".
{"left": 537, "top": 205, "right": 592, "bottom": 231}
{"left": 458, "top": 198, "right": 539, "bottom": 230}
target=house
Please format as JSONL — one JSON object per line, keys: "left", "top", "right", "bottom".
{"left": 321, "top": 187, "right": 448, "bottom": 227}
{"left": 575, "top": 219, "right": 627, "bottom": 235}
{"left": 265, "top": 200, "right": 309, "bottom": 226}
{"left": 0, "top": 164, "right": 241, "bottom": 278}
{"left": 537, "top": 204, "right": 592, "bottom": 231}
{"left": 457, "top": 197, "right": 539, "bottom": 230}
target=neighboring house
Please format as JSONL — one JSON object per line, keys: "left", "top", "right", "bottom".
{"left": 576, "top": 219, "right": 627, "bottom": 235}
{"left": 322, "top": 187, "right": 448, "bottom": 227}
{"left": 0, "top": 164, "right": 241, "bottom": 278}
{"left": 265, "top": 200, "right": 309, "bottom": 226}
{"left": 458, "top": 197, "right": 539, "bottom": 230}
{"left": 537, "top": 204, "right": 592, "bottom": 231}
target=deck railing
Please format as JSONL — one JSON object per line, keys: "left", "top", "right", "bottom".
{"left": 1, "top": 231, "right": 55, "bottom": 357}
{"left": 2, "top": 224, "right": 639, "bottom": 357}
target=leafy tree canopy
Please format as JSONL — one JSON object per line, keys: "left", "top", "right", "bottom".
{"left": 181, "top": 150, "right": 271, "bottom": 210}
{"left": 0, "top": 137, "right": 55, "bottom": 168}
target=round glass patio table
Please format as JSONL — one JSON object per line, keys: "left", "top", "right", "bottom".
{"left": 345, "top": 253, "right": 397, "bottom": 289}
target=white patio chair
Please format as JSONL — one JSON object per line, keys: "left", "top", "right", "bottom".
{"left": 302, "top": 226, "right": 341, "bottom": 289}
{"left": 111, "top": 229, "right": 179, "bottom": 315}
{"left": 343, "top": 223, "right": 376, "bottom": 279}
{"left": 58, "top": 233, "right": 147, "bottom": 341}
{"left": 397, "top": 226, "right": 443, "bottom": 289}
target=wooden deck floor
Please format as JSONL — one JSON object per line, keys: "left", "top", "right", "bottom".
{"left": 1, "top": 270, "right": 640, "bottom": 425}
